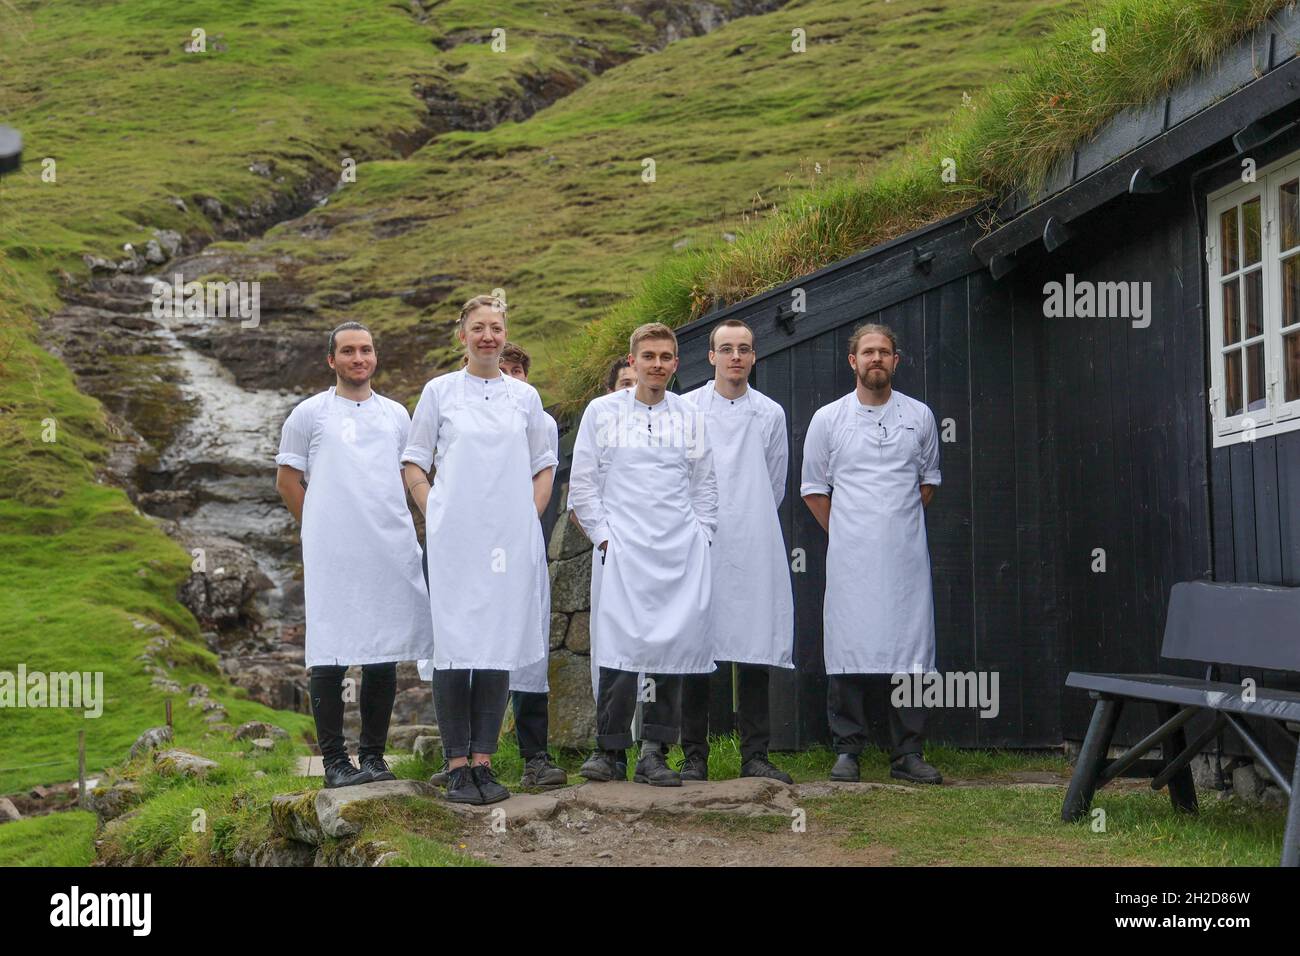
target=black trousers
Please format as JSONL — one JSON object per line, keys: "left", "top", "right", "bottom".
{"left": 432, "top": 668, "right": 510, "bottom": 757}
{"left": 421, "top": 544, "right": 512, "bottom": 758}
{"left": 827, "top": 673, "right": 927, "bottom": 760}
{"left": 309, "top": 662, "right": 397, "bottom": 764}
{"left": 512, "top": 690, "right": 549, "bottom": 759}
{"left": 681, "top": 663, "right": 772, "bottom": 764}
{"left": 595, "top": 667, "right": 682, "bottom": 751}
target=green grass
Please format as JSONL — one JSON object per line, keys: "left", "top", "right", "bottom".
{"left": 0, "top": 811, "right": 97, "bottom": 866}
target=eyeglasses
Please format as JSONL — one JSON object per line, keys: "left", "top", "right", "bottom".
{"left": 714, "top": 345, "right": 754, "bottom": 356}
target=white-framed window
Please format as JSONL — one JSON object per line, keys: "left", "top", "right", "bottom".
{"left": 1207, "top": 154, "right": 1300, "bottom": 447}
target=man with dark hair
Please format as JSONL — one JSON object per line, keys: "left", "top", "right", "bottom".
{"left": 604, "top": 356, "right": 636, "bottom": 393}
{"left": 801, "top": 322, "right": 943, "bottom": 785}
{"left": 275, "top": 322, "right": 434, "bottom": 788}
{"left": 498, "top": 342, "right": 568, "bottom": 789}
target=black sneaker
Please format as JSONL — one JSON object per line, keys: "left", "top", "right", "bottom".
{"left": 444, "top": 764, "right": 483, "bottom": 804}
{"left": 679, "top": 752, "right": 708, "bottom": 782}
{"left": 579, "top": 749, "right": 624, "bottom": 782}
{"left": 428, "top": 760, "right": 450, "bottom": 787}
{"left": 890, "top": 753, "right": 943, "bottom": 785}
{"left": 633, "top": 747, "right": 681, "bottom": 787}
{"left": 323, "top": 758, "right": 372, "bottom": 789}
{"left": 740, "top": 755, "right": 793, "bottom": 784}
{"left": 471, "top": 763, "right": 510, "bottom": 804}
{"left": 521, "top": 753, "right": 567, "bottom": 788}
{"left": 830, "top": 753, "right": 860, "bottom": 782}
{"left": 360, "top": 755, "right": 396, "bottom": 782}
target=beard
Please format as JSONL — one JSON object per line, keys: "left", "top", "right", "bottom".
{"left": 337, "top": 365, "right": 373, "bottom": 385}
{"left": 857, "top": 365, "right": 891, "bottom": 390}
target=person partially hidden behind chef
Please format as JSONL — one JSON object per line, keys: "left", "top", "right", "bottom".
{"left": 403, "top": 295, "right": 556, "bottom": 806}
{"left": 275, "top": 322, "right": 435, "bottom": 789}
{"left": 800, "top": 322, "right": 944, "bottom": 785}
{"left": 569, "top": 322, "right": 718, "bottom": 787}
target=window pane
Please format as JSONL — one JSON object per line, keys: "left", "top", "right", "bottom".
{"left": 1243, "top": 197, "right": 1262, "bottom": 265}
{"left": 1287, "top": 332, "right": 1300, "bottom": 404}
{"left": 1223, "top": 277, "right": 1240, "bottom": 345}
{"left": 1225, "top": 349, "right": 1244, "bottom": 417}
{"left": 1220, "top": 206, "right": 1239, "bottom": 274}
{"left": 1245, "top": 268, "right": 1263, "bottom": 338}
{"left": 1284, "top": 255, "right": 1300, "bottom": 330}
{"left": 1282, "top": 178, "right": 1300, "bottom": 251}
{"left": 1246, "top": 343, "right": 1266, "bottom": 412}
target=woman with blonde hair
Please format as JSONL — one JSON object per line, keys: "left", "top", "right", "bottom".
{"left": 403, "top": 294, "right": 556, "bottom": 805}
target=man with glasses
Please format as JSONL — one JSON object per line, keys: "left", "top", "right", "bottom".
{"left": 680, "top": 319, "right": 795, "bottom": 783}
{"left": 800, "top": 323, "right": 944, "bottom": 785}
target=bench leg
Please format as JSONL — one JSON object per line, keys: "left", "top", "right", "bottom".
{"left": 1063, "top": 696, "right": 1123, "bottom": 823}
{"left": 1156, "top": 702, "right": 1198, "bottom": 815}
{"left": 1283, "top": 739, "right": 1300, "bottom": 868}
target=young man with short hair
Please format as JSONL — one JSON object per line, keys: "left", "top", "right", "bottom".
{"left": 681, "top": 319, "right": 795, "bottom": 783}
{"left": 569, "top": 322, "right": 718, "bottom": 787}
{"left": 275, "top": 322, "right": 434, "bottom": 789}
{"left": 800, "top": 323, "right": 943, "bottom": 785}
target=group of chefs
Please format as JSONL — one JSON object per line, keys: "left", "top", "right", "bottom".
{"left": 274, "top": 293, "right": 945, "bottom": 805}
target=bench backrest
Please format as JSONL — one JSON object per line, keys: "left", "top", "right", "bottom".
{"left": 1162, "top": 581, "right": 1300, "bottom": 672}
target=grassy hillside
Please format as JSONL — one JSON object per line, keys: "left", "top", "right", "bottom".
{"left": 229, "top": 0, "right": 1082, "bottom": 399}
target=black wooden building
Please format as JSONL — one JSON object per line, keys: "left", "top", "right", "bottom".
{"left": 654, "top": 10, "right": 1300, "bottom": 753}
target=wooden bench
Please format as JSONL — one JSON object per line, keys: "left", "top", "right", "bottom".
{"left": 1061, "top": 580, "right": 1300, "bottom": 866}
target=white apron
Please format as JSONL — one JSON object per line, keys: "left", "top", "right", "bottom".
{"left": 300, "top": 392, "right": 434, "bottom": 669}
{"left": 697, "top": 388, "right": 794, "bottom": 668}
{"left": 419, "top": 374, "right": 548, "bottom": 673}
{"left": 823, "top": 397, "right": 936, "bottom": 674}
{"left": 508, "top": 517, "right": 552, "bottom": 693}
{"left": 589, "top": 389, "right": 716, "bottom": 675}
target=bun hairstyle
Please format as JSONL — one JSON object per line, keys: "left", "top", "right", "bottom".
{"left": 459, "top": 293, "right": 507, "bottom": 329}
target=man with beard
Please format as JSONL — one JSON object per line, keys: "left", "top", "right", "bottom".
{"left": 275, "top": 322, "right": 434, "bottom": 788}
{"left": 800, "top": 323, "right": 944, "bottom": 785}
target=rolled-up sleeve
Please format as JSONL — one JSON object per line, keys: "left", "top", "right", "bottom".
{"left": 799, "top": 406, "right": 833, "bottom": 497}
{"left": 920, "top": 407, "right": 942, "bottom": 486}
{"left": 275, "top": 401, "right": 312, "bottom": 472}
{"left": 568, "top": 402, "right": 609, "bottom": 547}
{"left": 526, "top": 392, "right": 559, "bottom": 476}
{"left": 401, "top": 382, "right": 439, "bottom": 472}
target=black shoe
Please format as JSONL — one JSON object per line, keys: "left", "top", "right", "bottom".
{"left": 444, "top": 764, "right": 483, "bottom": 804}
{"left": 360, "top": 754, "right": 396, "bottom": 782}
{"left": 579, "top": 749, "right": 624, "bottom": 782}
{"left": 890, "top": 753, "right": 943, "bottom": 785}
{"left": 521, "top": 753, "right": 567, "bottom": 788}
{"left": 830, "top": 753, "right": 860, "bottom": 782}
{"left": 429, "top": 760, "right": 450, "bottom": 787}
{"left": 323, "top": 758, "right": 372, "bottom": 789}
{"left": 740, "top": 755, "right": 793, "bottom": 784}
{"left": 634, "top": 747, "right": 682, "bottom": 787}
{"left": 471, "top": 763, "right": 510, "bottom": 804}
{"left": 679, "top": 752, "right": 708, "bottom": 782}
